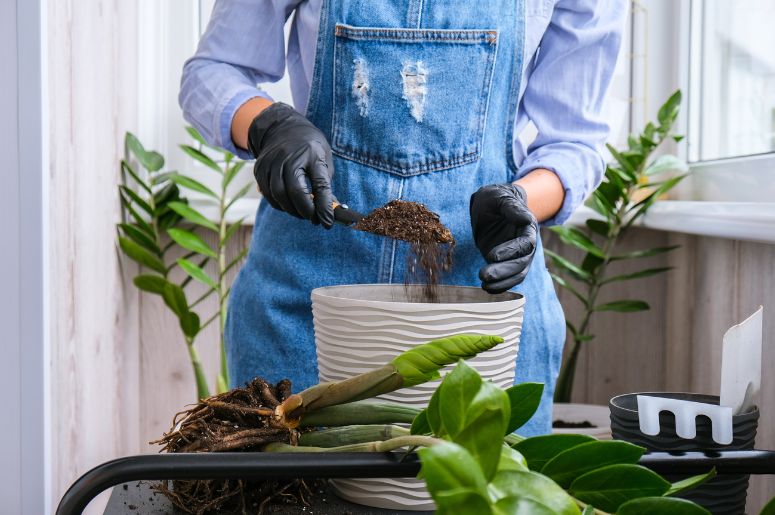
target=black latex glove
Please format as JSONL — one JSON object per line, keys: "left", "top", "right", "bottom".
{"left": 470, "top": 183, "right": 538, "bottom": 294}
{"left": 247, "top": 102, "right": 335, "bottom": 228}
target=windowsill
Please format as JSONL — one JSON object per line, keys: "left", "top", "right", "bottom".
{"left": 567, "top": 201, "right": 775, "bottom": 245}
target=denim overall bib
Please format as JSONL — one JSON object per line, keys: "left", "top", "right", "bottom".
{"left": 226, "top": 0, "right": 566, "bottom": 435}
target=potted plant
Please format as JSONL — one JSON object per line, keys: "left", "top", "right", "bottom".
{"left": 150, "top": 333, "right": 715, "bottom": 514}
{"left": 117, "top": 129, "right": 251, "bottom": 399}
{"left": 546, "top": 90, "right": 688, "bottom": 436}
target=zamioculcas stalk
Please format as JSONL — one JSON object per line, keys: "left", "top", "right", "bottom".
{"left": 274, "top": 334, "right": 504, "bottom": 428}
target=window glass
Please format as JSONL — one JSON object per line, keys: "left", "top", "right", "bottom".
{"left": 691, "top": 0, "right": 775, "bottom": 162}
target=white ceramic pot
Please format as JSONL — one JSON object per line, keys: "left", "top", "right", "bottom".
{"left": 552, "top": 402, "right": 612, "bottom": 439}
{"left": 312, "top": 284, "right": 525, "bottom": 511}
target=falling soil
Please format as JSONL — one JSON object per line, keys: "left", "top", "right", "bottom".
{"left": 151, "top": 378, "right": 318, "bottom": 515}
{"left": 354, "top": 199, "right": 455, "bottom": 302}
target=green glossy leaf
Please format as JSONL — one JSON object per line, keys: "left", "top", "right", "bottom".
{"left": 118, "top": 223, "right": 160, "bottom": 255}
{"left": 594, "top": 300, "right": 650, "bottom": 313}
{"left": 581, "top": 253, "right": 605, "bottom": 274}
{"left": 223, "top": 219, "right": 246, "bottom": 246}
{"left": 657, "top": 90, "right": 682, "bottom": 126}
{"left": 126, "top": 132, "right": 164, "bottom": 172}
{"left": 118, "top": 237, "right": 166, "bottom": 274}
{"left": 490, "top": 470, "right": 580, "bottom": 515}
{"left": 224, "top": 247, "right": 249, "bottom": 275}
{"left": 180, "top": 144, "right": 223, "bottom": 173}
{"left": 581, "top": 505, "right": 595, "bottom": 515}
{"left": 167, "top": 228, "right": 217, "bottom": 258}
{"left": 410, "top": 409, "right": 431, "bottom": 435}
{"left": 180, "top": 311, "right": 201, "bottom": 339}
{"left": 552, "top": 226, "right": 604, "bottom": 258}
{"left": 544, "top": 249, "right": 591, "bottom": 282}
{"left": 224, "top": 160, "right": 247, "bottom": 188}
{"left": 673, "top": 135, "right": 685, "bottom": 143}
{"left": 418, "top": 442, "right": 487, "bottom": 494}
{"left": 426, "top": 386, "right": 443, "bottom": 437}
{"left": 541, "top": 440, "right": 645, "bottom": 488}
{"left": 122, "top": 201, "right": 154, "bottom": 237}
{"left": 504, "top": 383, "right": 544, "bottom": 433}
{"left": 606, "top": 143, "right": 637, "bottom": 178}
{"left": 121, "top": 161, "right": 152, "bottom": 195}
{"left": 161, "top": 282, "right": 188, "bottom": 318}
{"left": 586, "top": 219, "right": 610, "bottom": 237}
{"left": 434, "top": 488, "right": 492, "bottom": 515}
{"left": 169, "top": 173, "right": 218, "bottom": 199}
{"left": 119, "top": 186, "right": 153, "bottom": 215}
{"left": 596, "top": 179, "right": 624, "bottom": 208}
{"left": 760, "top": 495, "right": 775, "bottom": 515}
{"left": 550, "top": 273, "right": 587, "bottom": 306}
{"left": 645, "top": 155, "right": 688, "bottom": 176}
{"left": 513, "top": 434, "right": 595, "bottom": 471}
{"left": 177, "top": 258, "right": 217, "bottom": 290}
{"left": 498, "top": 446, "right": 529, "bottom": 472}
{"left": 617, "top": 496, "right": 709, "bottom": 515}
{"left": 601, "top": 267, "right": 673, "bottom": 285}
{"left": 665, "top": 468, "right": 716, "bottom": 497}
{"left": 494, "top": 497, "right": 555, "bottom": 515}
{"left": 391, "top": 334, "right": 504, "bottom": 388}
{"left": 132, "top": 275, "right": 169, "bottom": 295}
{"left": 438, "top": 360, "right": 483, "bottom": 437}
{"left": 225, "top": 183, "right": 254, "bottom": 212}
{"left": 168, "top": 201, "right": 219, "bottom": 232}
{"left": 451, "top": 379, "right": 510, "bottom": 479}
{"left": 611, "top": 245, "right": 681, "bottom": 261}
{"left": 569, "top": 464, "right": 670, "bottom": 513}
{"left": 185, "top": 126, "right": 209, "bottom": 147}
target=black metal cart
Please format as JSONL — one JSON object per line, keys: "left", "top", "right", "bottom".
{"left": 56, "top": 450, "right": 775, "bottom": 515}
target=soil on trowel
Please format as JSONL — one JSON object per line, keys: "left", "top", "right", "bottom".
{"left": 354, "top": 200, "right": 455, "bottom": 303}
{"left": 151, "top": 378, "right": 319, "bottom": 515}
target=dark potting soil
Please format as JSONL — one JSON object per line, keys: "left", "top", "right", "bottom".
{"left": 353, "top": 200, "right": 455, "bottom": 302}
{"left": 552, "top": 419, "right": 595, "bottom": 429}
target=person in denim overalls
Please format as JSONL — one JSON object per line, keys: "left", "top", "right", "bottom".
{"left": 180, "top": 0, "right": 627, "bottom": 435}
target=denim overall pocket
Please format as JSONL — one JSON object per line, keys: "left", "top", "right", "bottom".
{"left": 332, "top": 24, "right": 498, "bottom": 176}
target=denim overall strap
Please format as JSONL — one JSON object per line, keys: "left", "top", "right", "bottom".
{"left": 226, "top": 0, "right": 566, "bottom": 436}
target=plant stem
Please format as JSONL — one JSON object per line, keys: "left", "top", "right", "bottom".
{"left": 215, "top": 157, "right": 232, "bottom": 393}
{"left": 299, "top": 425, "right": 410, "bottom": 447}
{"left": 186, "top": 337, "right": 211, "bottom": 400}
{"left": 299, "top": 401, "right": 421, "bottom": 427}
{"left": 264, "top": 435, "right": 443, "bottom": 453}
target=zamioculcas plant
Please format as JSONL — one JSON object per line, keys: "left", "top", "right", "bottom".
{"left": 152, "top": 333, "right": 714, "bottom": 515}
{"left": 547, "top": 90, "right": 689, "bottom": 403}
{"left": 117, "top": 129, "right": 251, "bottom": 399}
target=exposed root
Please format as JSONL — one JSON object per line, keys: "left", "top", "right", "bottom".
{"left": 151, "top": 377, "right": 318, "bottom": 514}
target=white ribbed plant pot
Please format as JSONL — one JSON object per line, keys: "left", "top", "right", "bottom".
{"left": 311, "top": 284, "right": 525, "bottom": 511}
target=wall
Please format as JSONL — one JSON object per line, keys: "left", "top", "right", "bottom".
{"left": 47, "top": 0, "right": 142, "bottom": 510}
{"left": 544, "top": 228, "right": 775, "bottom": 511}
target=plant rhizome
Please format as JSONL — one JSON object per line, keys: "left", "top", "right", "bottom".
{"left": 354, "top": 199, "right": 455, "bottom": 302}
{"left": 151, "top": 378, "right": 316, "bottom": 514}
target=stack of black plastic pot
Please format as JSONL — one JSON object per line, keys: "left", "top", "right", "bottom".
{"left": 610, "top": 392, "right": 759, "bottom": 514}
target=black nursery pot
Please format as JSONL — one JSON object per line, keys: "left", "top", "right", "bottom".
{"left": 609, "top": 392, "right": 759, "bottom": 515}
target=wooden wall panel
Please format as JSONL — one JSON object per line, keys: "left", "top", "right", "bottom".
{"left": 47, "top": 0, "right": 141, "bottom": 510}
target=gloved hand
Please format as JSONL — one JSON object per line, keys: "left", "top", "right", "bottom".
{"left": 247, "top": 102, "right": 335, "bottom": 228}
{"left": 470, "top": 183, "right": 538, "bottom": 294}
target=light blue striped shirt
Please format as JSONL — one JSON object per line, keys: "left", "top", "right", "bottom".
{"left": 179, "top": 0, "right": 627, "bottom": 224}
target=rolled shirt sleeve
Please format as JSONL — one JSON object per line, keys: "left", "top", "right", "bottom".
{"left": 516, "top": 0, "right": 628, "bottom": 225}
{"left": 179, "top": 0, "right": 298, "bottom": 158}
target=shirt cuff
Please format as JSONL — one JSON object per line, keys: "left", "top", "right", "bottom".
{"left": 516, "top": 153, "right": 587, "bottom": 227}
{"left": 215, "top": 87, "right": 273, "bottom": 160}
